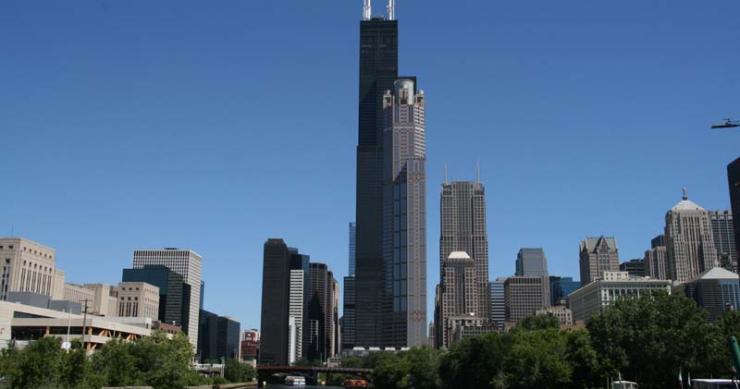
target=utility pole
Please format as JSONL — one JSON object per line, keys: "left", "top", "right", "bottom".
{"left": 81, "top": 299, "right": 90, "bottom": 351}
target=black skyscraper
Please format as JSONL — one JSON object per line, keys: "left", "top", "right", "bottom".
{"left": 354, "top": 16, "right": 398, "bottom": 348}
{"left": 122, "top": 265, "right": 191, "bottom": 334}
{"left": 259, "top": 239, "right": 292, "bottom": 365}
{"left": 729, "top": 158, "right": 740, "bottom": 268}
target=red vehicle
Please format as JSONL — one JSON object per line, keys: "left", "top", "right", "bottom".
{"left": 344, "top": 378, "right": 369, "bottom": 388}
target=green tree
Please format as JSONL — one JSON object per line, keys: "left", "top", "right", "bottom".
{"left": 503, "top": 329, "right": 572, "bottom": 389}
{"left": 91, "top": 339, "right": 142, "bottom": 386}
{"left": 439, "top": 333, "right": 510, "bottom": 389}
{"left": 7, "top": 336, "right": 63, "bottom": 389}
{"left": 564, "top": 330, "right": 605, "bottom": 389}
{"left": 515, "top": 314, "right": 560, "bottom": 331}
{"left": 587, "top": 292, "right": 717, "bottom": 389}
{"left": 224, "top": 358, "right": 255, "bottom": 382}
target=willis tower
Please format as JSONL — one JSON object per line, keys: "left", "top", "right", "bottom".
{"left": 354, "top": 0, "right": 398, "bottom": 348}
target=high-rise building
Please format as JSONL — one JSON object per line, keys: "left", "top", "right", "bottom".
{"left": 115, "top": 282, "right": 160, "bottom": 320}
{"left": 579, "top": 236, "right": 620, "bottom": 284}
{"left": 516, "top": 248, "right": 548, "bottom": 277}
{"left": 259, "top": 239, "right": 293, "bottom": 365}
{"left": 619, "top": 259, "right": 646, "bottom": 277}
{"left": 197, "top": 310, "right": 240, "bottom": 362}
{"left": 489, "top": 278, "right": 506, "bottom": 329}
{"left": 439, "top": 181, "right": 489, "bottom": 322}
{"left": 664, "top": 191, "right": 718, "bottom": 282}
{"left": 0, "top": 238, "right": 65, "bottom": 301}
{"left": 438, "top": 252, "right": 478, "bottom": 348}
{"left": 289, "top": 269, "right": 305, "bottom": 363}
{"left": 548, "top": 276, "right": 581, "bottom": 306}
{"left": 677, "top": 267, "right": 740, "bottom": 321}
{"left": 306, "top": 263, "right": 338, "bottom": 361}
{"left": 729, "top": 158, "right": 740, "bottom": 269}
{"left": 343, "top": 223, "right": 357, "bottom": 351}
{"left": 122, "top": 265, "right": 190, "bottom": 333}
{"left": 644, "top": 235, "right": 669, "bottom": 280}
{"left": 504, "top": 276, "right": 549, "bottom": 325}
{"left": 709, "top": 210, "right": 737, "bottom": 272}
{"left": 382, "top": 78, "right": 427, "bottom": 348}
{"left": 133, "top": 248, "right": 202, "bottom": 346}
{"left": 354, "top": 4, "right": 399, "bottom": 350}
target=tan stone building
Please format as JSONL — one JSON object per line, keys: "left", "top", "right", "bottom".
{"left": 665, "top": 191, "right": 718, "bottom": 282}
{"left": 115, "top": 282, "right": 160, "bottom": 320}
{"left": 0, "top": 238, "right": 65, "bottom": 301}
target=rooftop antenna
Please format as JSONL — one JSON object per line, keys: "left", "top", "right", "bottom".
{"left": 387, "top": 0, "right": 395, "bottom": 20}
{"left": 363, "top": 0, "right": 372, "bottom": 21}
{"left": 444, "top": 163, "right": 449, "bottom": 185}
{"left": 682, "top": 187, "right": 688, "bottom": 200}
{"left": 476, "top": 160, "right": 481, "bottom": 183}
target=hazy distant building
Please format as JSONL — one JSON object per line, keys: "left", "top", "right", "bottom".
{"left": 504, "top": 276, "right": 549, "bottom": 325}
{"left": 489, "top": 278, "right": 506, "bottom": 329}
{"left": 664, "top": 191, "right": 718, "bottom": 282}
{"left": 306, "top": 263, "right": 339, "bottom": 362}
{"left": 439, "top": 252, "right": 479, "bottom": 348}
{"left": 729, "top": 158, "right": 740, "bottom": 269}
{"left": 516, "top": 248, "right": 548, "bottom": 277}
{"left": 133, "top": 248, "right": 202, "bottom": 346}
{"left": 579, "top": 236, "right": 620, "bottom": 284}
{"left": 677, "top": 267, "right": 740, "bottom": 321}
{"left": 709, "top": 210, "right": 737, "bottom": 272}
{"left": 569, "top": 271, "right": 672, "bottom": 322}
{"left": 440, "top": 181, "right": 490, "bottom": 321}
{"left": 548, "top": 276, "right": 580, "bottom": 306}
{"left": 382, "top": 77, "right": 427, "bottom": 348}
{"left": 354, "top": 10, "right": 399, "bottom": 350}
{"left": 619, "top": 259, "right": 646, "bottom": 277}
{"left": 0, "top": 238, "right": 65, "bottom": 301}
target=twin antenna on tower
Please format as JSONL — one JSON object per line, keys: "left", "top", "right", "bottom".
{"left": 363, "top": 0, "right": 396, "bottom": 21}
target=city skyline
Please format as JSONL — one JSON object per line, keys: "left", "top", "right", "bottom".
{"left": 2, "top": 0, "right": 739, "bottom": 331}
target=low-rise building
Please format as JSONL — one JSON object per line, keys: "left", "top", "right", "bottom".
{"left": 676, "top": 267, "right": 740, "bottom": 321}
{"left": 114, "top": 282, "right": 160, "bottom": 320}
{"left": 535, "top": 305, "right": 573, "bottom": 327}
{"left": 447, "top": 314, "right": 498, "bottom": 345}
{"left": 568, "top": 271, "right": 672, "bottom": 322}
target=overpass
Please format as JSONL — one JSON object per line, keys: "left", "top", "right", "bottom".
{"left": 256, "top": 365, "right": 373, "bottom": 387}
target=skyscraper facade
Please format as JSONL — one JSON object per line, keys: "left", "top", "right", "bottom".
{"left": 342, "top": 223, "right": 356, "bottom": 351}
{"left": 306, "top": 263, "right": 339, "bottom": 361}
{"left": 382, "top": 78, "right": 427, "bottom": 348}
{"left": 619, "top": 259, "right": 646, "bottom": 277}
{"left": 548, "top": 276, "right": 581, "bottom": 306}
{"left": 288, "top": 269, "right": 305, "bottom": 363}
{"left": 579, "top": 236, "right": 620, "bottom": 284}
{"left": 259, "top": 239, "right": 292, "bottom": 365}
{"left": 439, "top": 181, "right": 489, "bottom": 320}
{"left": 0, "top": 238, "right": 65, "bottom": 301}
{"left": 122, "top": 265, "right": 190, "bottom": 334}
{"left": 515, "top": 248, "right": 548, "bottom": 277}
{"left": 664, "top": 192, "right": 718, "bottom": 282}
{"left": 354, "top": 9, "right": 399, "bottom": 350}
{"left": 133, "top": 248, "right": 202, "bottom": 346}
{"left": 489, "top": 278, "right": 506, "bottom": 330}
{"left": 729, "top": 158, "right": 740, "bottom": 268}
{"left": 504, "top": 276, "right": 550, "bottom": 325}
{"left": 709, "top": 210, "right": 737, "bottom": 271}
{"left": 438, "top": 252, "right": 478, "bottom": 348}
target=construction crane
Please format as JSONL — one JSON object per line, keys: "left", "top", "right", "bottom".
{"left": 711, "top": 118, "right": 740, "bottom": 129}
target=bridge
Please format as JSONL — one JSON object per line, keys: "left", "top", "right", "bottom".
{"left": 256, "top": 365, "right": 373, "bottom": 387}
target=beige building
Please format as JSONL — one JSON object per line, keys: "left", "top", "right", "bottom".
{"left": 438, "top": 251, "right": 479, "bottom": 348}
{"left": 568, "top": 271, "right": 672, "bottom": 322}
{"left": 63, "top": 283, "right": 118, "bottom": 317}
{"left": 115, "top": 282, "right": 159, "bottom": 320}
{"left": 0, "top": 238, "right": 65, "bottom": 301}
{"left": 665, "top": 191, "right": 718, "bottom": 282}
{"left": 579, "top": 236, "right": 620, "bottom": 284}
{"left": 536, "top": 305, "right": 573, "bottom": 327}
{"left": 504, "top": 276, "right": 549, "bottom": 325}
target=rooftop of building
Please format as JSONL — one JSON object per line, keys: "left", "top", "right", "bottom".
{"left": 580, "top": 236, "right": 618, "bottom": 252}
{"left": 670, "top": 189, "right": 705, "bottom": 212}
{"left": 690, "top": 267, "right": 739, "bottom": 281}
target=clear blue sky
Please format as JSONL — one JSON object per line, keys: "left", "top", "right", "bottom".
{"left": 1, "top": 0, "right": 739, "bottom": 331}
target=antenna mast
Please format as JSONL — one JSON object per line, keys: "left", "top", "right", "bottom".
{"left": 363, "top": 0, "right": 372, "bottom": 21}
{"left": 387, "top": 0, "right": 396, "bottom": 20}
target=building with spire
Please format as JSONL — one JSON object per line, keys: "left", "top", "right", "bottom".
{"left": 382, "top": 78, "right": 427, "bottom": 348}
{"left": 579, "top": 236, "right": 620, "bottom": 284}
{"left": 664, "top": 190, "right": 718, "bottom": 282}
{"left": 354, "top": 0, "right": 399, "bottom": 349}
